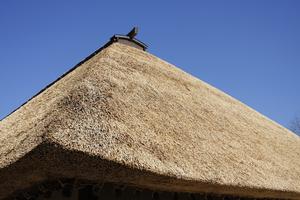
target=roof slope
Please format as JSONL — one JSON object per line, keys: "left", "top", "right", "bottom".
{"left": 0, "top": 43, "right": 299, "bottom": 199}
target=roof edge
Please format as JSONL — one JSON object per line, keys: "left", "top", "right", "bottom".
{"left": 1, "top": 141, "right": 299, "bottom": 200}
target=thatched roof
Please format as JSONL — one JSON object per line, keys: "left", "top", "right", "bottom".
{"left": 0, "top": 43, "right": 299, "bottom": 200}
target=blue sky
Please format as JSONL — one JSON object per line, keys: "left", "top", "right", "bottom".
{"left": 0, "top": 1, "right": 299, "bottom": 132}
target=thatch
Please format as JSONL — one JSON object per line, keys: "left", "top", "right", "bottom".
{"left": 0, "top": 43, "right": 299, "bottom": 200}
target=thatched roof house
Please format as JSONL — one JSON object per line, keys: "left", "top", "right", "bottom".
{"left": 0, "top": 29, "right": 299, "bottom": 200}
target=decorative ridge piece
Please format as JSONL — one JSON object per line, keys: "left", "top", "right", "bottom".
{"left": 110, "top": 27, "right": 148, "bottom": 51}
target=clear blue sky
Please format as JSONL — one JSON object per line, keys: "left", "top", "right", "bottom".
{"left": 0, "top": 1, "right": 300, "bottom": 132}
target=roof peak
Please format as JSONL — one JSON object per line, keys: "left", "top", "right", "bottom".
{"left": 110, "top": 27, "right": 148, "bottom": 51}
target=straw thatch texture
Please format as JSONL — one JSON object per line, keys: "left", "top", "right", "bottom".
{"left": 0, "top": 43, "right": 299, "bottom": 200}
